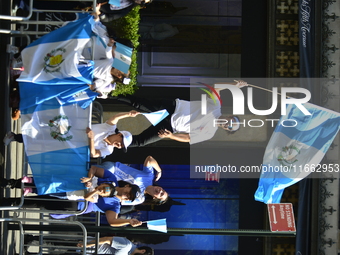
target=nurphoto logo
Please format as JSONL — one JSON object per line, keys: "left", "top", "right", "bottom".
{"left": 200, "top": 84, "right": 312, "bottom": 128}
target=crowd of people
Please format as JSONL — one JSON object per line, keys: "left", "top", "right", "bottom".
{"left": 2, "top": 3, "right": 249, "bottom": 254}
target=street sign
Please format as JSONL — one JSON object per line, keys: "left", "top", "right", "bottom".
{"left": 267, "top": 203, "right": 296, "bottom": 232}
{"left": 205, "top": 171, "right": 220, "bottom": 182}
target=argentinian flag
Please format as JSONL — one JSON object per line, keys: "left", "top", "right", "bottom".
{"left": 113, "top": 42, "right": 132, "bottom": 74}
{"left": 255, "top": 103, "right": 340, "bottom": 204}
{"left": 21, "top": 97, "right": 91, "bottom": 195}
{"left": 17, "top": 14, "right": 95, "bottom": 85}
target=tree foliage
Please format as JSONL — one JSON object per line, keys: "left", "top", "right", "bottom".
{"left": 109, "top": 6, "right": 140, "bottom": 95}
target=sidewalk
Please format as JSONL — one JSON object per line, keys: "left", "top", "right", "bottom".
{"left": 0, "top": 2, "right": 40, "bottom": 254}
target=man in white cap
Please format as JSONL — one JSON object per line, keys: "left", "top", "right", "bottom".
{"left": 86, "top": 110, "right": 139, "bottom": 158}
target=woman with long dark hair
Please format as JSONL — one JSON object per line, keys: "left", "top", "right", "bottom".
{"left": 101, "top": 155, "right": 169, "bottom": 206}
{"left": 1, "top": 166, "right": 143, "bottom": 227}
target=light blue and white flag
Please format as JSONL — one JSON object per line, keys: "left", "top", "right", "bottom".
{"left": 109, "top": 0, "right": 121, "bottom": 7}
{"left": 146, "top": 219, "right": 167, "bottom": 233}
{"left": 56, "top": 88, "right": 98, "bottom": 109}
{"left": 255, "top": 103, "right": 340, "bottom": 204}
{"left": 17, "top": 14, "right": 95, "bottom": 85}
{"left": 142, "top": 109, "right": 169, "bottom": 126}
{"left": 19, "top": 79, "right": 96, "bottom": 111}
{"left": 21, "top": 97, "right": 91, "bottom": 195}
{"left": 113, "top": 42, "right": 132, "bottom": 74}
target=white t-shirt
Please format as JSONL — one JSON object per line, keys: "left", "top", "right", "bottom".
{"left": 92, "top": 122, "right": 117, "bottom": 158}
{"left": 92, "top": 58, "right": 114, "bottom": 91}
{"left": 171, "top": 99, "right": 221, "bottom": 144}
{"left": 86, "top": 237, "right": 136, "bottom": 255}
{"left": 80, "top": 21, "right": 116, "bottom": 97}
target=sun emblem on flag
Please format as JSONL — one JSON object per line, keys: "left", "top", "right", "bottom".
{"left": 277, "top": 144, "right": 300, "bottom": 166}
{"left": 43, "top": 48, "right": 66, "bottom": 73}
{"left": 48, "top": 115, "right": 72, "bottom": 142}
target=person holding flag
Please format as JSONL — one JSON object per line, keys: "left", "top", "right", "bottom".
{"left": 86, "top": 110, "right": 139, "bottom": 158}
{"left": 109, "top": 80, "right": 248, "bottom": 147}
{"left": 82, "top": 8, "right": 134, "bottom": 98}
{"left": 4, "top": 109, "right": 137, "bottom": 159}
{"left": 14, "top": 9, "right": 117, "bottom": 103}
{"left": 79, "top": 161, "right": 168, "bottom": 221}
{"left": 255, "top": 103, "right": 340, "bottom": 204}
{"left": 100, "top": 155, "right": 169, "bottom": 208}
{"left": 83, "top": 8, "right": 117, "bottom": 97}
{"left": 1, "top": 165, "right": 143, "bottom": 227}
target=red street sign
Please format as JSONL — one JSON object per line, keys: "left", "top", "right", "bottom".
{"left": 267, "top": 203, "right": 296, "bottom": 232}
{"left": 205, "top": 171, "right": 220, "bottom": 182}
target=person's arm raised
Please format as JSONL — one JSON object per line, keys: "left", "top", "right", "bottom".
{"left": 144, "top": 155, "right": 163, "bottom": 181}
{"left": 214, "top": 80, "right": 248, "bottom": 95}
{"left": 106, "top": 110, "right": 140, "bottom": 126}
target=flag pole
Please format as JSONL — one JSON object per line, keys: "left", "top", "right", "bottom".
{"left": 234, "top": 80, "right": 293, "bottom": 99}
{"left": 15, "top": 225, "right": 296, "bottom": 237}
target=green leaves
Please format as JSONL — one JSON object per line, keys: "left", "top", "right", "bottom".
{"left": 109, "top": 6, "right": 141, "bottom": 96}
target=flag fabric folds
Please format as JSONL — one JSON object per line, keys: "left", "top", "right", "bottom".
{"left": 113, "top": 42, "right": 132, "bottom": 74}
{"left": 142, "top": 109, "right": 169, "bottom": 126}
{"left": 16, "top": 14, "right": 100, "bottom": 195}
{"left": 21, "top": 97, "right": 91, "bottom": 195}
{"left": 146, "top": 219, "right": 167, "bottom": 233}
{"left": 255, "top": 103, "right": 340, "bottom": 204}
{"left": 19, "top": 80, "right": 97, "bottom": 111}
{"left": 17, "top": 14, "right": 95, "bottom": 85}
{"left": 18, "top": 55, "right": 96, "bottom": 111}
{"left": 56, "top": 89, "right": 99, "bottom": 109}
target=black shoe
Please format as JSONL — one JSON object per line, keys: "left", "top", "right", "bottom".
{"left": 9, "top": 179, "right": 20, "bottom": 189}
{"left": 0, "top": 178, "right": 18, "bottom": 189}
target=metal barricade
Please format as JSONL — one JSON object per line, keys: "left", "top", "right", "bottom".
{"left": 0, "top": 0, "right": 98, "bottom": 36}
{"left": 1, "top": 18, "right": 103, "bottom": 213}
{"left": 1, "top": 2, "right": 106, "bottom": 253}
{"left": 1, "top": 218, "right": 88, "bottom": 255}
